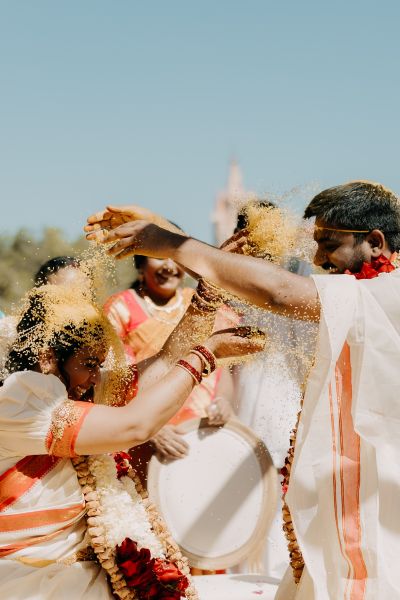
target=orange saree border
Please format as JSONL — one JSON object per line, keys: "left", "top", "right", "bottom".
{"left": 45, "top": 401, "right": 93, "bottom": 458}
{"left": 0, "top": 502, "right": 85, "bottom": 532}
{"left": 0, "top": 523, "right": 75, "bottom": 558}
{"left": 0, "top": 455, "right": 60, "bottom": 513}
{"left": 329, "top": 343, "right": 368, "bottom": 600}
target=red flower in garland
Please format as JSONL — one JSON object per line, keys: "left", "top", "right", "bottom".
{"left": 345, "top": 254, "right": 396, "bottom": 280}
{"left": 116, "top": 538, "right": 189, "bottom": 599}
{"left": 147, "top": 584, "right": 181, "bottom": 600}
{"left": 113, "top": 451, "right": 131, "bottom": 478}
{"left": 153, "top": 559, "right": 189, "bottom": 593}
{"left": 117, "top": 539, "right": 155, "bottom": 589}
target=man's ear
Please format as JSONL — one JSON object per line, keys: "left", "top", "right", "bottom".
{"left": 37, "top": 348, "right": 59, "bottom": 376}
{"left": 366, "top": 229, "right": 386, "bottom": 258}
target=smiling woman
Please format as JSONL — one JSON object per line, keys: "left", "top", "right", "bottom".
{"left": 104, "top": 254, "right": 191, "bottom": 362}
{"left": 0, "top": 275, "right": 265, "bottom": 600}
{"left": 104, "top": 253, "right": 238, "bottom": 476}
{"left": 4, "top": 285, "right": 121, "bottom": 399}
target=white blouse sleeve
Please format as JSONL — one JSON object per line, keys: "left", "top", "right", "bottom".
{"left": 0, "top": 371, "right": 68, "bottom": 458}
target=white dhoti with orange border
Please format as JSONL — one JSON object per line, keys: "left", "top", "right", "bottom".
{"left": 276, "top": 269, "right": 400, "bottom": 600}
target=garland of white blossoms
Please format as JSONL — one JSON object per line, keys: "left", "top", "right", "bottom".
{"left": 72, "top": 453, "right": 198, "bottom": 600}
{"left": 88, "top": 454, "right": 165, "bottom": 557}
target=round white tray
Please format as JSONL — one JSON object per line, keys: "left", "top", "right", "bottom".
{"left": 148, "top": 418, "right": 277, "bottom": 570}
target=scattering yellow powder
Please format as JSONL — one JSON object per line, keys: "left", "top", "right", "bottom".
{"left": 244, "top": 201, "right": 316, "bottom": 265}
{"left": 11, "top": 244, "right": 131, "bottom": 405}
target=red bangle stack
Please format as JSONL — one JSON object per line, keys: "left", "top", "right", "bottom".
{"left": 190, "top": 345, "right": 217, "bottom": 376}
{"left": 176, "top": 359, "right": 202, "bottom": 384}
{"left": 190, "top": 278, "right": 224, "bottom": 313}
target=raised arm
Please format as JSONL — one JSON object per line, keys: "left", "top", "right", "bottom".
{"left": 172, "top": 236, "right": 319, "bottom": 320}
{"left": 86, "top": 218, "right": 320, "bottom": 321}
{"left": 134, "top": 303, "right": 214, "bottom": 388}
{"left": 133, "top": 280, "right": 225, "bottom": 389}
{"left": 74, "top": 327, "right": 265, "bottom": 455}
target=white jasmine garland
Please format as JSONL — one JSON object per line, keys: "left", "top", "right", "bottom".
{"left": 88, "top": 454, "right": 165, "bottom": 557}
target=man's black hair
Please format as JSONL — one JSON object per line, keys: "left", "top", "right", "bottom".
{"left": 304, "top": 181, "right": 400, "bottom": 251}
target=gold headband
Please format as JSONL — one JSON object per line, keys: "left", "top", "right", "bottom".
{"left": 314, "top": 226, "right": 370, "bottom": 234}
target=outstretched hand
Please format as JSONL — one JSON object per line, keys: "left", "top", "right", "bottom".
{"left": 206, "top": 397, "right": 234, "bottom": 426}
{"left": 219, "top": 228, "right": 260, "bottom": 256}
{"left": 86, "top": 220, "right": 182, "bottom": 260}
{"left": 204, "top": 326, "right": 266, "bottom": 362}
{"left": 151, "top": 425, "right": 189, "bottom": 460}
{"left": 85, "top": 204, "right": 184, "bottom": 242}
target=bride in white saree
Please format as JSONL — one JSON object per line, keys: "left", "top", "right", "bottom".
{"left": 0, "top": 283, "right": 264, "bottom": 600}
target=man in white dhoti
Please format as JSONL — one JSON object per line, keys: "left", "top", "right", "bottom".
{"left": 87, "top": 181, "right": 400, "bottom": 599}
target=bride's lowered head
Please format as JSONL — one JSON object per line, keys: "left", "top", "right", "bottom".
{"left": 4, "top": 285, "right": 115, "bottom": 401}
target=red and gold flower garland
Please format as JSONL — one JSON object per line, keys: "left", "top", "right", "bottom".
{"left": 73, "top": 453, "right": 198, "bottom": 600}
{"left": 280, "top": 404, "right": 304, "bottom": 584}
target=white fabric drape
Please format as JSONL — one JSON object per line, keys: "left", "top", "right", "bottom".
{"left": 277, "top": 269, "right": 400, "bottom": 600}
{"left": 0, "top": 372, "right": 113, "bottom": 599}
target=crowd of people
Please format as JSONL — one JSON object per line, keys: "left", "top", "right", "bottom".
{"left": 0, "top": 179, "right": 399, "bottom": 599}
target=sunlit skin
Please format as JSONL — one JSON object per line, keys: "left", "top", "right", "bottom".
{"left": 140, "top": 257, "right": 185, "bottom": 304}
{"left": 62, "top": 346, "right": 106, "bottom": 402}
{"left": 313, "top": 218, "right": 390, "bottom": 274}
{"left": 38, "top": 345, "right": 106, "bottom": 403}
{"left": 84, "top": 205, "right": 398, "bottom": 321}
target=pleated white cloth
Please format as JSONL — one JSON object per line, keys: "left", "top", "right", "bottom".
{"left": 277, "top": 269, "right": 400, "bottom": 600}
{"left": 0, "top": 371, "right": 113, "bottom": 599}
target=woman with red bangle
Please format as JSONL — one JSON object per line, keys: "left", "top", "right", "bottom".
{"left": 0, "top": 276, "right": 264, "bottom": 599}
{"left": 104, "top": 252, "right": 237, "bottom": 472}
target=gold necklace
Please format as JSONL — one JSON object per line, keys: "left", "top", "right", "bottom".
{"left": 142, "top": 289, "right": 185, "bottom": 324}
{"left": 143, "top": 288, "right": 184, "bottom": 314}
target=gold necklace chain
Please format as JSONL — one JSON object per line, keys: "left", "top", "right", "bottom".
{"left": 143, "top": 288, "right": 184, "bottom": 314}
{"left": 140, "top": 289, "right": 186, "bottom": 324}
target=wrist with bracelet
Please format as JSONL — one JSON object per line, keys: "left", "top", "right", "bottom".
{"left": 176, "top": 344, "right": 217, "bottom": 384}
{"left": 190, "top": 345, "right": 217, "bottom": 376}
{"left": 190, "top": 278, "right": 224, "bottom": 314}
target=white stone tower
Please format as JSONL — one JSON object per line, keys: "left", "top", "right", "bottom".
{"left": 211, "top": 161, "right": 250, "bottom": 246}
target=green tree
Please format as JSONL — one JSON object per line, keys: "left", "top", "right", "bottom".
{"left": 0, "top": 228, "right": 135, "bottom": 314}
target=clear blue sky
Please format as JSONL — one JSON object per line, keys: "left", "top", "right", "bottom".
{"left": 1, "top": 1, "right": 400, "bottom": 242}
